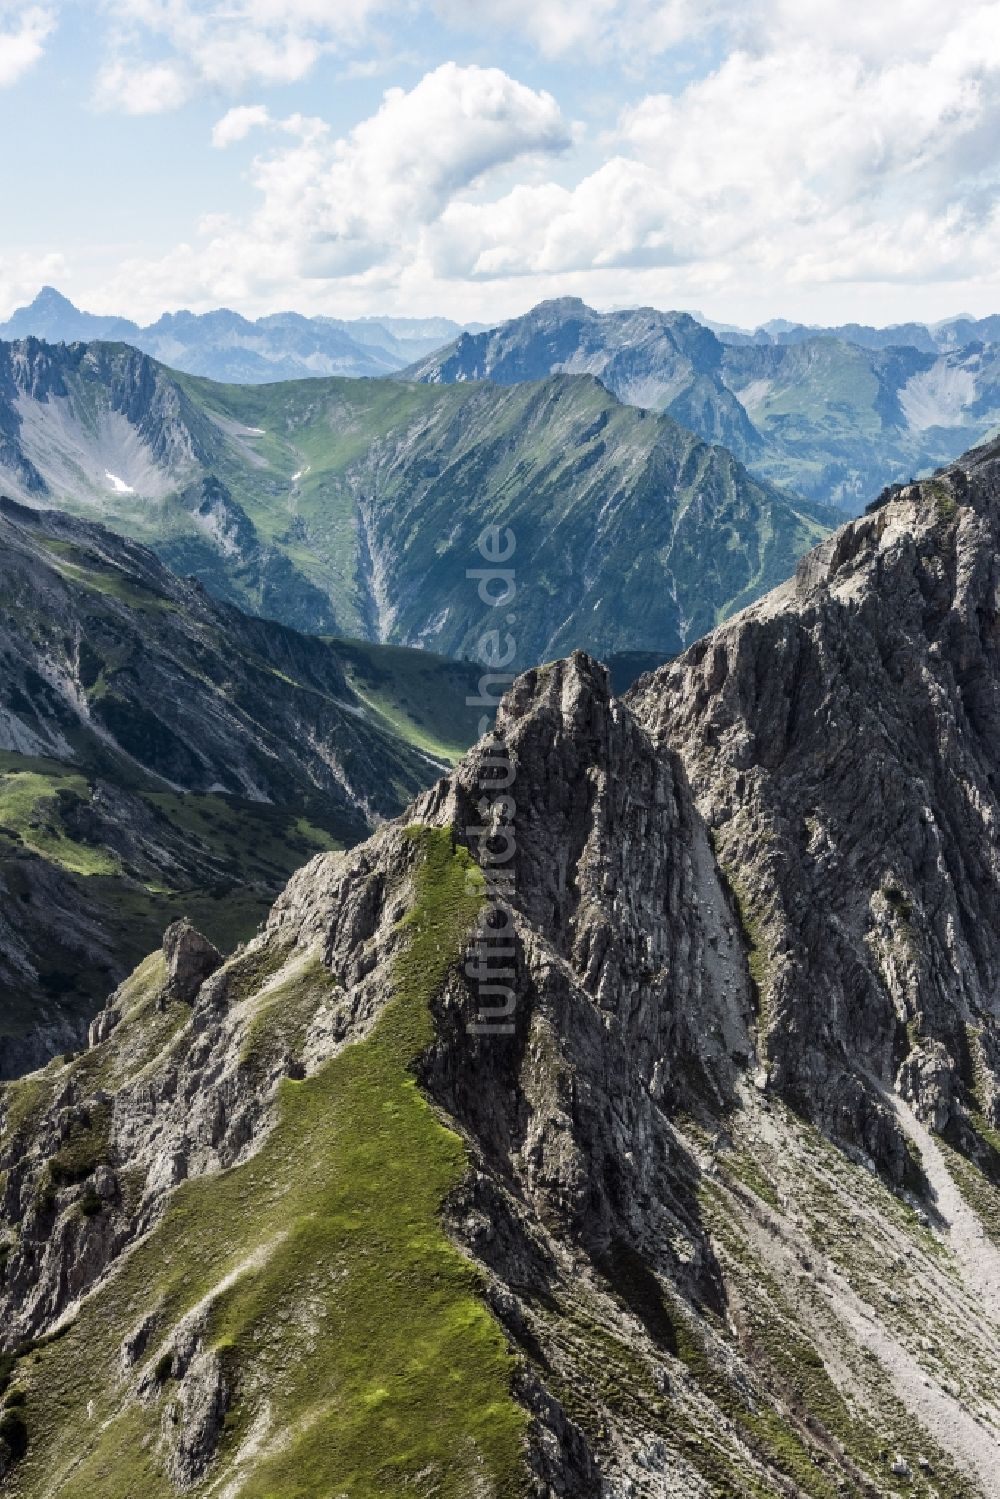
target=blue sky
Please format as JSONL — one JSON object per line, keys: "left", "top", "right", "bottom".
{"left": 2, "top": 1, "right": 1000, "bottom": 327}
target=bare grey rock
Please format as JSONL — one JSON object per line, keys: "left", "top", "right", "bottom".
{"left": 4, "top": 442, "right": 1000, "bottom": 1495}
{"left": 898, "top": 1040, "right": 957, "bottom": 1132}
{"left": 630, "top": 443, "right": 1000, "bottom": 1179}
{"left": 162, "top": 920, "right": 222, "bottom": 1004}
{"left": 87, "top": 1006, "right": 121, "bottom": 1047}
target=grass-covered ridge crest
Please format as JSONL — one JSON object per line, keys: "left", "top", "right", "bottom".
{"left": 3, "top": 825, "right": 528, "bottom": 1498}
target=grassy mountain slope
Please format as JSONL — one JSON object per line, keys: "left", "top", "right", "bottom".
{"left": 0, "top": 498, "right": 484, "bottom": 1074}
{"left": 408, "top": 299, "right": 1000, "bottom": 512}
{"left": 0, "top": 831, "right": 528, "bottom": 1499}
{"left": 157, "top": 365, "right": 835, "bottom": 658}
{"left": 0, "top": 338, "right": 833, "bottom": 661}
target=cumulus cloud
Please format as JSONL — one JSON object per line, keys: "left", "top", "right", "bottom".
{"left": 212, "top": 104, "right": 272, "bottom": 149}
{"left": 104, "top": 63, "right": 571, "bottom": 310}
{"left": 96, "top": 58, "right": 190, "bottom": 115}
{"left": 421, "top": 0, "right": 1000, "bottom": 299}
{"left": 77, "top": 0, "right": 1000, "bottom": 321}
{"left": 0, "top": 4, "right": 55, "bottom": 88}
{"left": 0, "top": 250, "right": 67, "bottom": 319}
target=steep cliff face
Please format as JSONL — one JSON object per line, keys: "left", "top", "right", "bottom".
{"left": 630, "top": 440, "right": 1000, "bottom": 1183}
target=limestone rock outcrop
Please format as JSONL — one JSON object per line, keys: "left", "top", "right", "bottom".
{"left": 3, "top": 443, "right": 1000, "bottom": 1496}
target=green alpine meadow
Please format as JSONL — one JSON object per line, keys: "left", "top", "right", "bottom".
{"left": 0, "top": 338, "right": 833, "bottom": 659}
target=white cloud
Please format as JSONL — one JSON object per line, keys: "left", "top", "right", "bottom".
{"left": 51, "top": 0, "right": 1000, "bottom": 325}
{"left": 749, "top": 0, "right": 988, "bottom": 61}
{"left": 96, "top": 58, "right": 190, "bottom": 115}
{"left": 0, "top": 4, "right": 54, "bottom": 88}
{"left": 96, "top": 0, "right": 392, "bottom": 110}
{"left": 433, "top": 0, "right": 712, "bottom": 61}
{"left": 417, "top": 1, "right": 1000, "bottom": 301}
{"left": 89, "top": 0, "right": 719, "bottom": 110}
{"left": 212, "top": 104, "right": 272, "bottom": 149}
{"left": 100, "top": 63, "right": 571, "bottom": 310}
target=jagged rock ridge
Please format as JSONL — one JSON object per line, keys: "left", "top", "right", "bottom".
{"left": 2, "top": 448, "right": 1000, "bottom": 1494}
{"left": 629, "top": 440, "right": 1000, "bottom": 1175}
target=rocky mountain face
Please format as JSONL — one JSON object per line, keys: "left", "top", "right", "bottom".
{"left": 0, "top": 287, "right": 467, "bottom": 381}
{"left": 720, "top": 337, "right": 1000, "bottom": 510}
{"left": 0, "top": 497, "right": 484, "bottom": 1076}
{"left": 2, "top": 444, "right": 1000, "bottom": 1495}
{"left": 405, "top": 296, "right": 764, "bottom": 463}
{"left": 630, "top": 441, "right": 1000, "bottom": 1180}
{"left": 409, "top": 298, "right": 1000, "bottom": 512}
{"left": 0, "top": 337, "right": 832, "bottom": 660}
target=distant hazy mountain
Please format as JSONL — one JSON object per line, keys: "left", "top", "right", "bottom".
{"left": 0, "top": 337, "right": 833, "bottom": 662}
{"left": 713, "top": 317, "right": 938, "bottom": 352}
{"left": 408, "top": 298, "right": 1000, "bottom": 509}
{"left": 0, "top": 287, "right": 469, "bottom": 382}
{"left": 714, "top": 312, "right": 1000, "bottom": 352}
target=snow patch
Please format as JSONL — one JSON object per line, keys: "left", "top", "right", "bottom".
{"left": 243, "top": 426, "right": 266, "bottom": 436}
{"left": 105, "top": 471, "right": 135, "bottom": 495}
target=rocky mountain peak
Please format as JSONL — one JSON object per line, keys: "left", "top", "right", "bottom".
{"left": 3, "top": 449, "right": 1000, "bottom": 1495}
{"left": 630, "top": 440, "right": 1000, "bottom": 1173}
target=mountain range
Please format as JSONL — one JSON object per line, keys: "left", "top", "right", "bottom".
{"left": 2, "top": 439, "right": 999, "bottom": 1495}
{"left": 0, "top": 287, "right": 476, "bottom": 383}
{"left": 407, "top": 298, "right": 1000, "bottom": 510}
{"left": 711, "top": 311, "right": 1000, "bottom": 352}
{"left": 10, "top": 290, "right": 1000, "bottom": 515}
{"left": 0, "top": 336, "right": 834, "bottom": 661}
